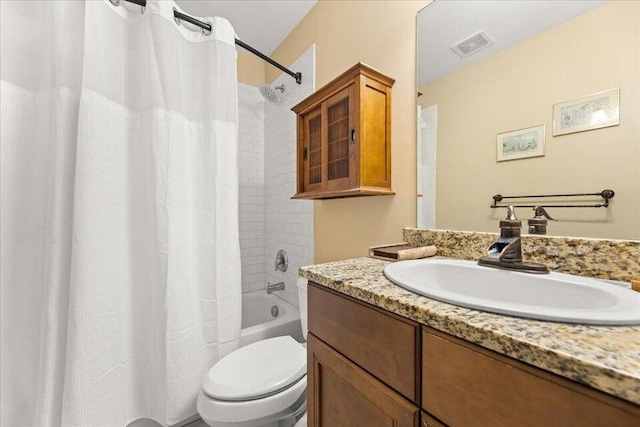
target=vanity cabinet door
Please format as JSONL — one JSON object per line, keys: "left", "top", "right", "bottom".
{"left": 307, "top": 333, "right": 419, "bottom": 427}
{"left": 422, "top": 328, "right": 640, "bottom": 427}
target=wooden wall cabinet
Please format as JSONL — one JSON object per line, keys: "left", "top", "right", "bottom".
{"left": 307, "top": 282, "right": 640, "bottom": 427}
{"left": 291, "top": 63, "right": 395, "bottom": 199}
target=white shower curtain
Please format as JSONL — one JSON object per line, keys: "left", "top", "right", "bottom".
{"left": 0, "top": 1, "right": 242, "bottom": 426}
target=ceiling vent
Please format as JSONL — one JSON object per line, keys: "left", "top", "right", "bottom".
{"left": 451, "top": 30, "right": 494, "bottom": 58}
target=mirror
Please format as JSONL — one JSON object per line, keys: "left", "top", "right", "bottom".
{"left": 416, "top": 0, "right": 639, "bottom": 240}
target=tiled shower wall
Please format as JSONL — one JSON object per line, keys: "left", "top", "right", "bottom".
{"left": 237, "top": 45, "right": 315, "bottom": 308}
{"left": 263, "top": 46, "right": 315, "bottom": 308}
{"left": 238, "top": 83, "right": 266, "bottom": 293}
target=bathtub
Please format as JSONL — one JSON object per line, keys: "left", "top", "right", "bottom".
{"left": 240, "top": 290, "right": 303, "bottom": 346}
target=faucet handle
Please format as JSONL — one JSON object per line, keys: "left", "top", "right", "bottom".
{"left": 506, "top": 205, "right": 518, "bottom": 221}
{"left": 533, "top": 206, "right": 555, "bottom": 221}
{"left": 500, "top": 205, "right": 521, "bottom": 233}
{"left": 274, "top": 249, "right": 288, "bottom": 272}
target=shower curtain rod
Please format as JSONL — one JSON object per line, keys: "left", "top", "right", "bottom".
{"left": 121, "top": 0, "right": 303, "bottom": 84}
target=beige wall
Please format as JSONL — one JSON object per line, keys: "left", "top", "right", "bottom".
{"left": 269, "top": 0, "right": 430, "bottom": 263}
{"left": 419, "top": 1, "right": 640, "bottom": 240}
{"left": 237, "top": 52, "right": 265, "bottom": 86}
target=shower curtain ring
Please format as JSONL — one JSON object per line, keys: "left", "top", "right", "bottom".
{"left": 140, "top": 6, "right": 146, "bottom": 14}
{"left": 202, "top": 24, "right": 211, "bottom": 36}
{"left": 173, "top": 8, "right": 181, "bottom": 26}
{"left": 109, "top": 0, "right": 120, "bottom": 6}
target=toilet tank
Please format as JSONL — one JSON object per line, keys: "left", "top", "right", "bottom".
{"left": 296, "top": 278, "right": 308, "bottom": 340}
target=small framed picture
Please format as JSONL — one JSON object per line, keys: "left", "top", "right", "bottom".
{"left": 553, "top": 88, "right": 619, "bottom": 136}
{"left": 496, "top": 125, "right": 545, "bottom": 162}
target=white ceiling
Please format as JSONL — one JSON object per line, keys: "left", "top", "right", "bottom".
{"left": 417, "top": 0, "right": 611, "bottom": 85}
{"left": 175, "top": 0, "right": 317, "bottom": 55}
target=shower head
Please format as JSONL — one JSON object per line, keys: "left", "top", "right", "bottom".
{"left": 259, "top": 84, "right": 286, "bottom": 105}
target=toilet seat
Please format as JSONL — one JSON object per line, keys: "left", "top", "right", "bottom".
{"left": 202, "top": 336, "right": 306, "bottom": 401}
{"left": 197, "top": 374, "right": 306, "bottom": 425}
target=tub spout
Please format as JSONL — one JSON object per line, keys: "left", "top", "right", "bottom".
{"left": 266, "top": 282, "right": 285, "bottom": 294}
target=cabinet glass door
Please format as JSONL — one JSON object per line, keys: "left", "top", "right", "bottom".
{"left": 303, "top": 107, "right": 323, "bottom": 192}
{"left": 324, "top": 86, "right": 355, "bottom": 190}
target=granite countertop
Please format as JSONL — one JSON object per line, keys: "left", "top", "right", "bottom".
{"left": 299, "top": 257, "right": 640, "bottom": 405}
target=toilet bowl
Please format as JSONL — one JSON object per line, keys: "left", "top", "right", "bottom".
{"left": 197, "top": 278, "right": 308, "bottom": 427}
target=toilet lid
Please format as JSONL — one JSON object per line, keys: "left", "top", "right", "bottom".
{"left": 202, "top": 336, "right": 306, "bottom": 401}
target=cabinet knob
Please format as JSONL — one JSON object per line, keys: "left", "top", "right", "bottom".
{"left": 350, "top": 127, "right": 356, "bottom": 144}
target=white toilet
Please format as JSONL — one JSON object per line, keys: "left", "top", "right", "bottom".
{"left": 197, "top": 279, "right": 308, "bottom": 427}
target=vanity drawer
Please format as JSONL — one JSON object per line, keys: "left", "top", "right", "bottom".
{"left": 308, "top": 283, "right": 420, "bottom": 402}
{"left": 422, "top": 328, "right": 640, "bottom": 427}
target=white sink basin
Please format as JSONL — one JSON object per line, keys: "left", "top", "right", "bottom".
{"left": 383, "top": 258, "right": 640, "bottom": 325}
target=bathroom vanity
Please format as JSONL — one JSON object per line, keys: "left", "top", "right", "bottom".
{"left": 301, "top": 258, "right": 640, "bottom": 427}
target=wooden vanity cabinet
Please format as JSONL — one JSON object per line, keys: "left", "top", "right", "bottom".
{"left": 307, "top": 283, "right": 420, "bottom": 426}
{"left": 307, "top": 282, "right": 640, "bottom": 427}
{"left": 422, "top": 328, "right": 640, "bottom": 427}
{"left": 291, "top": 63, "right": 394, "bottom": 199}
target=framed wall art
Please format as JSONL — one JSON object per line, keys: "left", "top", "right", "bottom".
{"left": 497, "top": 125, "right": 545, "bottom": 162}
{"left": 553, "top": 88, "right": 619, "bottom": 136}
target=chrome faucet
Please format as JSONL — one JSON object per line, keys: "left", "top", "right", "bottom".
{"left": 478, "top": 205, "right": 549, "bottom": 274}
{"left": 266, "top": 281, "right": 285, "bottom": 294}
